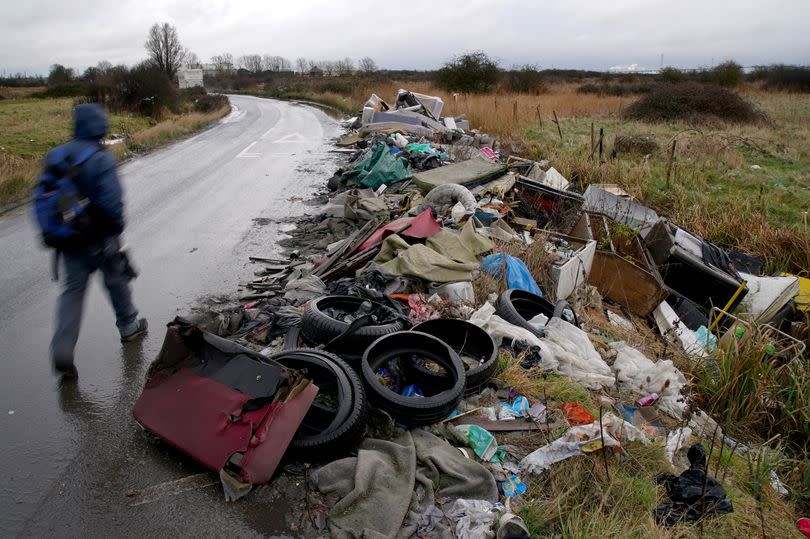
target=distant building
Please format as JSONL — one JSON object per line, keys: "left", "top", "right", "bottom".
{"left": 178, "top": 68, "right": 204, "bottom": 89}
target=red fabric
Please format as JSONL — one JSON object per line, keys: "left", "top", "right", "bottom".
{"left": 133, "top": 368, "right": 260, "bottom": 473}
{"left": 560, "top": 402, "right": 596, "bottom": 426}
{"left": 133, "top": 367, "right": 318, "bottom": 485}
{"left": 356, "top": 210, "right": 441, "bottom": 252}
{"left": 239, "top": 383, "right": 317, "bottom": 484}
{"left": 797, "top": 518, "right": 810, "bottom": 538}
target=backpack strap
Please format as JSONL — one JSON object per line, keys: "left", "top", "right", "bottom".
{"left": 66, "top": 145, "right": 101, "bottom": 186}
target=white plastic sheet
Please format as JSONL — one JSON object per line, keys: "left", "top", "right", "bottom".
{"left": 542, "top": 317, "right": 615, "bottom": 389}
{"left": 521, "top": 413, "right": 648, "bottom": 474}
{"left": 665, "top": 427, "right": 693, "bottom": 465}
{"left": 610, "top": 341, "right": 688, "bottom": 419}
{"left": 447, "top": 499, "right": 497, "bottom": 539}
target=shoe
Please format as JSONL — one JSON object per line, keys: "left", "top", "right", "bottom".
{"left": 53, "top": 357, "right": 78, "bottom": 378}
{"left": 121, "top": 318, "right": 148, "bottom": 343}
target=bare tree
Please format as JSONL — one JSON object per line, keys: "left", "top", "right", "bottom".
{"left": 184, "top": 52, "right": 201, "bottom": 69}
{"left": 262, "top": 55, "right": 292, "bottom": 72}
{"left": 335, "top": 57, "right": 354, "bottom": 76}
{"left": 295, "top": 57, "right": 308, "bottom": 74}
{"left": 358, "top": 56, "right": 378, "bottom": 74}
{"left": 211, "top": 53, "right": 234, "bottom": 73}
{"left": 238, "top": 54, "right": 263, "bottom": 73}
{"left": 145, "top": 22, "right": 186, "bottom": 79}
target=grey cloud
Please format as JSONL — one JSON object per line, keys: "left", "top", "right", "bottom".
{"left": 1, "top": 0, "right": 808, "bottom": 75}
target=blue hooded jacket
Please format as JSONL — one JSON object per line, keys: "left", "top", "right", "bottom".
{"left": 45, "top": 103, "right": 125, "bottom": 242}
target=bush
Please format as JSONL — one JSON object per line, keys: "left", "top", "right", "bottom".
{"left": 41, "top": 82, "right": 85, "bottom": 98}
{"left": 436, "top": 51, "right": 499, "bottom": 93}
{"left": 623, "top": 82, "right": 761, "bottom": 124}
{"left": 658, "top": 67, "right": 686, "bottom": 83}
{"left": 179, "top": 86, "right": 207, "bottom": 100}
{"left": 192, "top": 93, "right": 228, "bottom": 112}
{"left": 119, "top": 62, "right": 178, "bottom": 118}
{"left": 711, "top": 60, "right": 744, "bottom": 87}
{"left": 752, "top": 64, "right": 810, "bottom": 92}
{"left": 505, "top": 65, "right": 546, "bottom": 94}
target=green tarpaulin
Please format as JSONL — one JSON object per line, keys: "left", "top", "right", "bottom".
{"left": 372, "top": 221, "right": 494, "bottom": 283}
{"left": 342, "top": 143, "right": 413, "bottom": 190}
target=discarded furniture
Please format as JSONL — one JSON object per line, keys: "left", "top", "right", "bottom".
{"left": 644, "top": 219, "right": 748, "bottom": 314}
{"left": 133, "top": 318, "right": 317, "bottom": 499}
{"left": 579, "top": 212, "right": 667, "bottom": 317}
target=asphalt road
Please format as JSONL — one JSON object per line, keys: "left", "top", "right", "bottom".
{"left": 0, "top": 95, "right": 340, "bottom": 537}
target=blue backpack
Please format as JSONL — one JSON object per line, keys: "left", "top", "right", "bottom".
{"left": 33, "top": 145, "right": 99, "bottom": 249}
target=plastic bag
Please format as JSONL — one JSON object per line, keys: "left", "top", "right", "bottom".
{"left": 454, "top": 424, "right": 499, "bottom": 462}
{"left": 481, "top": 253, "right": 542, "bottom": 296}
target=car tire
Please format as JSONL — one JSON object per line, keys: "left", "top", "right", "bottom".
{"left": 301, "top": 296, "right": 407, "bottom": 361}
{"left": 407, "top": 319, "right": 499, "bottom": 395}
{"left": 494, "top": 289, "right": 557, "bottom": 337}
{"left": 361, "top": 331, "right": 465, "bottom": 426}
{"left": 268, "top": 349, "right": 366, "bottom": 457}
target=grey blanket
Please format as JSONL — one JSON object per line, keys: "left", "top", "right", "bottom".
{"left": 318, "top": 430, "right": 498, "bottom": 539}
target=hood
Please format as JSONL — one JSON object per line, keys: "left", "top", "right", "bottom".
{"left": 74, "top": 103, "right": 108, "bottom": 140}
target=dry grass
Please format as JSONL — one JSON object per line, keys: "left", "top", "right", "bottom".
{"left": 0, "top": 97, "right": 229, "bottom": 206}
{"left": 127, "top": 106, "right": 230, "bottom": 149}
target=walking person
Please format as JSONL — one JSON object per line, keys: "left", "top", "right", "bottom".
{"left": 34, "top": 103, "right": 147, "bottom": 378}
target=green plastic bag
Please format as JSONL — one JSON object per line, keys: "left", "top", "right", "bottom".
{"left": 454, "top": 424, "right": 500, "bottom": 462}
{"left": 342, "top": 143, "right": 412, "bottom": 190}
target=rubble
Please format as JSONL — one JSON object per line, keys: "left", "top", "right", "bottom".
{"left": 131, "top": 87, "right": 808, "bottom": 535}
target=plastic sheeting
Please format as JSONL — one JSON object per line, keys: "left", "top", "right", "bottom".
{"left": 342, "top": 143, "right": 413, "bottom": 190}
{"left": 468, "top": 302, "right": 545, "bottom": 348}
{"left": 481, "top": 253, "right": 543, "bottom": 296}
{"left": 520, "top": 413, "right": 648, "bottom": 474}
{"left": 357, "top": 209, "right": 441, "bottom": 252}
{"left": 610, "top": 341, "right": 688, "bottom": 419}
{"left": 542, "top": 317, "right": 615, "bottom": 389}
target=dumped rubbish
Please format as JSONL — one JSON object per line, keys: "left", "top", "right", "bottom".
{"left": 410, "top": 318, "right": 499, "bottom": 395}
{"left": 130, "top": 85, "right": 809, "bottom": 534}
{"left": 654, "top": 444, "right": 734, "bottom": 526}
{"left": 133, "top": 318, "right": 317, "bottom": 500}
{"left": 362, "top": 331, "right": 465, "bottom": 425}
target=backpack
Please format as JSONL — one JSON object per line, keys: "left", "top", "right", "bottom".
{"left": 33, "top": 144, "right": 99, "bottom": 249}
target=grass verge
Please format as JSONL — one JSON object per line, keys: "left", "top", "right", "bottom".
{"left": 0, "top": 96, "right": 230, "bottom": 207}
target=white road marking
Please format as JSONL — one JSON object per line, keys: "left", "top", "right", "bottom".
{"left": 236, "top": 141, "right": 261, "bottom": 158}
{"left": 271, "top": 133, "right": 310, "bottom": 144}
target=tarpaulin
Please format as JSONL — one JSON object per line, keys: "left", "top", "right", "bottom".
{"left": 342, "top": 142, "right": 413, "bottom": 190}
{"left": 375, "top": 238, "right": 479, "bottom": 284}
{"left": 481, "top": 253, "right": 542, "bottom": 296}
{"left": 357, "top": 209, "right": 441, "bottom": 252}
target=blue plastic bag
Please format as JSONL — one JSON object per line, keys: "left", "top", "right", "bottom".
{"left": 481, "top": 253, "right": 542, "bottom": 296}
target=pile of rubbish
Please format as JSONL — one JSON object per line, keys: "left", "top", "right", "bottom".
{"left": 132, "top": 89, "right": 808, "bottom": 537}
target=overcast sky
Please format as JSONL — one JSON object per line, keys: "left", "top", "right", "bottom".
{"left": 2, "top": 0, "right": 808, "bottom": 76}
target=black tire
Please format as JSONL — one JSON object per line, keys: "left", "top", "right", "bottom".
{"left": 283, "top": 327, "right": 303, "bottom": 351}
{"left": 408, "top": 319, "right": 499, "bottom": 395}
{"left": 495, "top": 289, "right": 557, "bottom": 338}
{"left": 553, "top": 299, "right": 580, "bottom": 328}
{"left": 361, "top": 331, "right": 465, "bottom": 426}
{"left": 301, "top": 296, "right": 407, "bottom": 359}
{"left": 268, "top": 349, "right": 366, "bottom": 457}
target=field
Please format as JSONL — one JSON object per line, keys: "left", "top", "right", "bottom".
{"left": 0, "top": 92, "right": 229, "bottom": 206}
{"left": 270, "top": 80, "right": 810, "bottom": 273}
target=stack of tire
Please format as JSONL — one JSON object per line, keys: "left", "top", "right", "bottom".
{"left": 288, "top": 292, "right": 571, "bottom": 442}
{"left": 268, "top": 349, "right": 366, "bottom": 458}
